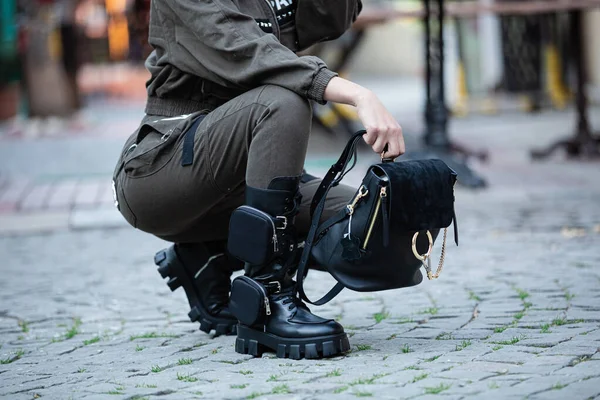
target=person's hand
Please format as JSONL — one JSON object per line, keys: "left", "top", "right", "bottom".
{"left": 322, "top": 77, "right": 405, "bottom": 158}
{"left": 355, "top": 89, "right": 405, "bottom": 159}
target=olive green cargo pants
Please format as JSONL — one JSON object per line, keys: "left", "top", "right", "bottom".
{"left": 113, "top": 85, "right": 356, "bottom": 243}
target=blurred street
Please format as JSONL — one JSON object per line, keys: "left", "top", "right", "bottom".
{"left": 0, "top": 73, "right": 599, "bottom": 399}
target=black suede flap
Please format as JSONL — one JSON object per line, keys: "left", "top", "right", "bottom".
{"left": 373, "top": 159, "right": 456, "bottom": 231}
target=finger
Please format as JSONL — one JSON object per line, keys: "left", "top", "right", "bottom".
{"left": 372, "top": 136, "right": 386, "bottom": 153}
{"left": 386, "top": 140, "right": 400, "bottom": 158}
{"left": 397, "top": 135, "right": 406, "bottom": 155}
{"left": 396, "top": 126, "right": 406, "bottom": 155}
{"left": 363, "top": 129, "right": 377, "bottom": 146}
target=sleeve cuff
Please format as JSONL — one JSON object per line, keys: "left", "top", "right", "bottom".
{"left": 308, "top": 68, "right": 338, "bottom": 105}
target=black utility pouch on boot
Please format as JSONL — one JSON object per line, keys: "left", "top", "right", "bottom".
{"left": 230, "top": 276, "right": 269, "bottom": 326}
{"left": 228, "top": 206, "right": 278, "bottom": 265}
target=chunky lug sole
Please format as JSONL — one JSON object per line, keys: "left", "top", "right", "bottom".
{"left": 154, "top": 248, "right": 237, "bottom": 336}
{"left": 235, "top": 324, "right": 350, "bottom": 359}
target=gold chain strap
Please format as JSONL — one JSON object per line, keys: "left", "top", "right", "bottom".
{"left": 411, "top": 228, "right": 448, "bottom": 280}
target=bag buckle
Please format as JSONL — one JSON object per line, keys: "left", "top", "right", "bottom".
{"left": 346, "top": 185, "right": 369, "bottom": 215}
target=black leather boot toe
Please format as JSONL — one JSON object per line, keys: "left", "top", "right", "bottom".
{"left": 155, "top": 243, "right": 241, "bottom": 336}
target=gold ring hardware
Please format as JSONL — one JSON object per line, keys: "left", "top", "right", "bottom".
{"left": 411, "top": 231, "right": 433, "bottom": 261}
{"left": 346, "top": 185, "right": 368, "bottom": 215}
{"left": 412, "top": 228, "right": 448, "bottom": 280}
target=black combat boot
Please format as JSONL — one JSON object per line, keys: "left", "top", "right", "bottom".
{"left": 154, "top": 241, "right": 242, "bottom": 335}
{"left": 229, "top": 177, "right": 350, "bottom": 359}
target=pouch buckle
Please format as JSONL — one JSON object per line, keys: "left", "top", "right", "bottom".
{"left": 265, "top": 281, "right": 282, "bottom": 293}
{"left": 275, "top": 216, "right": 288, "bottom": 230}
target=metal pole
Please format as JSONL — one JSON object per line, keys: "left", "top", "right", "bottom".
{"left": 424, "top": 0, "right": 432, "bottom": 119}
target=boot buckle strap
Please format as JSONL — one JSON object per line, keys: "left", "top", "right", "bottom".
{"left": 264, "top": 281, "right": 282, "bottom": 293}
{"left": 275, "top": 216, "right": 288, "bottom": 230}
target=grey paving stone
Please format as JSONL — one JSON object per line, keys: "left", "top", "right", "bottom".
{"left": 2, "top": 105, "right": 600, "bottom": 399}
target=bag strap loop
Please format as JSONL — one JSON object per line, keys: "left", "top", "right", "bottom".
{"left": 297, "top": 131, "right": 367, "bottom": 305}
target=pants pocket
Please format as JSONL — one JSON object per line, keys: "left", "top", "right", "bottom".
{"left": 114, "top": 177, "right": 137, "bottom": 228}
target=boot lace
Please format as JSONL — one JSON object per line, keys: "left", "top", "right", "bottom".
{"left": 273, "top": 287, "right": 303, "bottom": 312}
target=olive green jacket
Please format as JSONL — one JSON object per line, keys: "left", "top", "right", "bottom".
{"left": 144, "top": 0, "right": 362, "bottom": 116}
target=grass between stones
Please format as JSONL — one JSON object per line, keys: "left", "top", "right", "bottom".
{"left": 424, "top": 383, "right": 452, "bottom": 394}
{"left": 76, "top": 367, "right": 86, "bottom": 373}
{"left": 0, "top": 349, "right": 24, "bottom": 364}
{"left": 436, "top": 332, "right": 454, "bottom": 340}
{"left": 489, "top": 382, "right": 500, "bottom": 389}
{"left": 107, "top": 386, "right": 125, "bottom": 395}
{"left": 231, "top": 384, "right": 248, "bottom": 389}
{"left": 515, "top": 288, "right": 530, "bottom": 301}
{"left": 52, "top": 318, "right": 82, "bottom": 342}
{"left": 272, "top": 384, "right": 290, "bottom": 394}
{"left": 425, "top": 355, "right": 441, "bottom": 362}
{"left": 492, "top": 335, "right": 525, "bottom": 345}
{"left": 326, "top": 369, "right": 342, "bottom": 377}
{"left": 468, "top": 291, "right": 482, "bottom": 302}
{"left": 151, "top": 365, "right": 162, "bottom": 373}
{"left": 247, "top": 384, "right": 290, "bottom": 399}
{"left": 83, "top": 336, "right": 101, "bottom": 346}
{"left": 135, "top": 383, "right": 157, "bottom": 388}
{"left": 239, "top": 370, "right": 253, "bottom": 375}
{"left": 129, "top": 332, "right": 179, "bottom": 341}
{"left": 455, "top": 340, "right": 472, "bottom": 351}
{"left": 355, "top": 344, "right": 372, "bottom": 352}
{"left": 420, "top": 307, "right": 439, "bottom": 315}
{"left": 176, "top": 372, "right": 198, "bottom": 383}
{"left": 349, "top": 373, "right": 389, "bottom": 386}
{"left": 540, "top": 317, "right": 585, "bottom": 333}
{"left": 135, "top": 344, "right": 145, "bottom": 351}
{"left": 401, "top": 344, "right": 412, "bottom": 353}
{"left": 552, "top": 383, "right": 566, "bottom": 390}
{"left": 177, "top": 358, "right": 193, "bottom": 365}
{"left": 353, "top": 390, "right": 373, "bottom": 397}
{"left": 412, "top": 373, "right": 428, "bottom": 383}
{"left": 373, "top": 311, "right": 390, "bottom": 324}
{"left": 18, "top": 320, "right": 29, "bottom": 333}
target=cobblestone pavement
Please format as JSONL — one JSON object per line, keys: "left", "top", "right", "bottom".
{"left": 1, "top": 83, "right": 600, "bottom": 399}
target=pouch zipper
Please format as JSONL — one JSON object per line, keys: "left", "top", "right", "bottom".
{"left": 264, "top": 297, "right": 271, "bottom": 316}
{"left": 238, "top": 206, "right": 278, "bottom": 253}
{"left": 381, "top": 187, "right": 389, "bottom": 247}
{"left": 239, "top": 276, "right": 271, "bottom": 316}
{"left": 362, "top": 186, "right": 387, "bottom": 249}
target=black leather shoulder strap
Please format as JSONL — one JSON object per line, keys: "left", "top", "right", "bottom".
{"left": 309, "top": 131, "right": 366, "bottom": 217}
{"left": 297, "top": 131, "right": 366, "bottom": 306}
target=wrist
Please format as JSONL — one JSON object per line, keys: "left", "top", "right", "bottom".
{"left": 352, "top": 87, "right": 373, "bottom": 108}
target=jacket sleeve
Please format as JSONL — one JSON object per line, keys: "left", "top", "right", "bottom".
{"left": 159, "top": 0, "right": 338, "bottom": 104}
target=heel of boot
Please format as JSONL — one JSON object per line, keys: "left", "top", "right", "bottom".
{"left": 154, "top": 249, "right": 182, "bottom": 291}
{"left": 154, "top": 247, "right": 237, "bottom": 336}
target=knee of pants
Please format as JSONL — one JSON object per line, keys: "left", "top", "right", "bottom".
{"left": 258, "top": 85, "right": 312, "bottom": 133}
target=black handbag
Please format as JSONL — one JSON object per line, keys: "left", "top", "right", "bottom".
{"left": 296, "top": 131, "right": 458, "bottom": 305}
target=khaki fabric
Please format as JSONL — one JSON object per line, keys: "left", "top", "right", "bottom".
{"left": 114, "top": 85, "right": 356, "bottom": 243}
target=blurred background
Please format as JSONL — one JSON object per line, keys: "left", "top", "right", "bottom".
{"left": 0, "top": 0, "right": 599, "bottom": 232}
